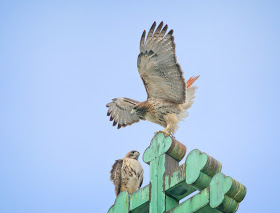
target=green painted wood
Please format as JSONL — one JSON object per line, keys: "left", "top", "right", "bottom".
{"left": 144, "top": 133, "right": 181, "bottom": 213}
{"left": 130, "top": 185, "right": 149, "bottom": 213}
{"left": 158, "top": 155, "right": 167, "bottom": 212}
{"left": 165, "top": 164, "right": 186, "bottom": 190}
{"left": 108, "top": 133, "right": 247, "bottom": 213}
{"left": 149, "top": 154, "right": 179, "bottom": 213}
{"left": 210, "top": 173, "right": 247, "bottom": 213}
{"left": 166, "top": 196, "right": 179, "bottom": 212}
{"left": 143, "top": 133, "right": 186, "bottom": 164}
{"left": 143, "top": 133, "right": 172, "bottom": 163}
{"left": 165, "top": 163, "right": 196, "bottom": 200}
{"left": 185, "top": 149, "right": 222, "bottom": 190}
{"left": 197, "top": 206, "right": 222, "bottom": 213}
{"left": 161, "top": 155, "right": 179, "bottom": 212}
{"left": 108, "top": 192, "right": 129, "bottom": 213}
{"left": 150, "top": 158, "right": 160, "bottom": 213}
{"left": 167, "top": 188, "right": 219, "bottom": 213}
{"left": 166, "top": 137, "right": 186, "bottom": 162}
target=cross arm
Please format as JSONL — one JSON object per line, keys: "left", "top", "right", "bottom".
{"left": 130, "top": 184, "right": 150, "bottom": 213}
{"left": 165, "top": 163, "right": 196, "bottom": 200}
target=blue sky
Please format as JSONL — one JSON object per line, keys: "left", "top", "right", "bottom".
{"left": 0, "top": 0, "right": 279, "bottom": 212}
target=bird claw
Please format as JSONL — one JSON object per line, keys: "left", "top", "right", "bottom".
{"left": 154, "top": 130, "right": 171, "bottom": 137}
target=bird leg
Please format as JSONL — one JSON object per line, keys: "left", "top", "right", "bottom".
{"left": 154, "top": 127, "right": 171, "bottom": 136}
{"left": 161, "top": 129, "right": 171, "bottom": 136}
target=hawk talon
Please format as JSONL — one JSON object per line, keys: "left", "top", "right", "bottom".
{"left": 154, "top": 130, "right": 171, "bottom": 137}
{"left": 106, "top": 22, "right": 199, "bottom": 135}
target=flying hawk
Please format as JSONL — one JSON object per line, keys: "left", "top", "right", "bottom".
{"left": 106, "top": 22, "right": 199, "bottom": 135}
{"left": 110, "top": 150, "right": 144, "bottom": 196}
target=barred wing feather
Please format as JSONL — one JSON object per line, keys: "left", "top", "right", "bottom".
{"left": 110, "top": 159, "right": 123, "bottom": 196}
{"left": 137, "top": 21, "right": 186, "bottom": 104}
{"left": 106, "top": 98, "right": 140, "bottom": 129}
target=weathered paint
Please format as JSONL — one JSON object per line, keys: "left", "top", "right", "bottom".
{"left": 108, "top": 133, "right": 247, "bottom": 213}
{"left": 166, "top": 195, "right": 179, "bottom": 212}
{"left": 149, "top": 154, "right": 178, "bottom": 213}
{"left": 144, "top": 133, "right": 181, "bottom": 213}
{"left": 162, "top": 155, "right": 179, "bottom": 211}
{"left": 167, "top": 188, "right": 222, "bottom": 213}
{"left": 143, "top": 133, "right": 186, "bottom": 164}
{"left": 143, "top": 133, "right": 172, "bottom": 164}
{"left": 210, "top": 173, "right": 247, "bottom": 213}
{"left": 149, "top": 158, "right": 160, "bottom": 212}
{"left": 165, "top": 164, "right": 186, "bottom": 190}
{"left": 185, "top": 149, "right": 222, "bottom": 190}
{"left": 168, "top": 188, "right": 209, "bottom": 213}
{"left": 130, "top": 185, "right": 149, "bottom": 212}
{"left": 166, "top": 136, "right": 186, "bottom": 161}
{"left": 165, "top": 163, "right": 196, "bottom": 200}
{"left": 108, "top": 191, "right": 129, "bottom": 213}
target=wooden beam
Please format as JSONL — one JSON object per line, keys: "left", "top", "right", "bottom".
{"left": 210, "top": 173, "right": 247, "bottom": 213}
{"left": 185, "top": 149, "right": 222, "bottom": 190}
{"left": 165, "top": 163, "right": 196, "bottom": 200}
{"left": 130, "top": 185, "right": 149, "bottom": 213}
{"left": 108, "top": 133, "right": 247, "bottom": 213}
{"left": 143, "top": 133, "right": 186, "bottom": 212}
{"left": 108, "top": 191, "right": 129, "bottom": 213}
{"left": 167, "top": 188, "right": 221, "bottom": 213}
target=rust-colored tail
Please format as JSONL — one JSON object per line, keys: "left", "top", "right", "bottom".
{"left": 186, "top": 75, "right": 200, "bottom": 88}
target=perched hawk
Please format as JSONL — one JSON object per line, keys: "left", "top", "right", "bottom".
{"left": 110, "top": 150, "right": 144, "bottom": 196}
{"left": 106, "top": 22, "right": 199, "bottom": 135}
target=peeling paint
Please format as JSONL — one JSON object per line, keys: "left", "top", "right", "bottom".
{"left": 108, "top": 133, "right": 246, "bottom": 213}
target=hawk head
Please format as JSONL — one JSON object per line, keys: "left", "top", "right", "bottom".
{"left": 125, "top": 150, "right": 140, "bottom": 160}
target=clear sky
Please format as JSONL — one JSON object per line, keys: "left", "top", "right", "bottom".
{"left": 0, "top": 0, "right": 279, "bottom": 212}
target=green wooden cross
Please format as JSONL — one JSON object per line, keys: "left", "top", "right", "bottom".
{"left": 108, "top": 133, "right": 246, "bottom": 213}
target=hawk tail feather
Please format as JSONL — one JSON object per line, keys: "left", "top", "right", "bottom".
{"left": 182, "top": 75, "right": 199, "bottom": 110}
{"left": 186, "top": 75, "right": 200, "bottom": 88}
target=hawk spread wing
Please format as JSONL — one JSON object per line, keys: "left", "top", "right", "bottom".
{"left": 106, "top": 98, "right": 141, "bottom": 129}
{"left": 106, "top": 22, "right": 199, "bottom": 134}
{"left": 137, "top": 21, "right": 186, "bottom": 104}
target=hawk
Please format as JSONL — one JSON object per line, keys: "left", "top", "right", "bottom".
{"left": 106, "top": 22, "right": 199, "bottom": 135}
{"left": 110, "top": 150, "right": 144, "bottom": 196}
